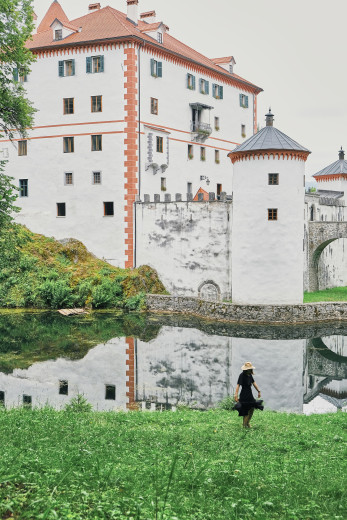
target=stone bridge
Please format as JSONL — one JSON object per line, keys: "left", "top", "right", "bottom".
{"left": 307, "top": 222, "right": 347, "bottom": 292}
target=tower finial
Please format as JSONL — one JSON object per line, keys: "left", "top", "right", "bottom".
{"left": 339, "top": 146, "right": 345, "bottom": 160}
{"left": 266, "top": 108, "right": 274, "bottom": 127}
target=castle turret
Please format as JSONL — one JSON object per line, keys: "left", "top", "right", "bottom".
{"left": 313, "top": 147, "right": 347, "bottom": 193}
{"left": 228, "top": 110, "right": 310, "bottom": 304}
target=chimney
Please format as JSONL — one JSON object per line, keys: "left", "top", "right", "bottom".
{"left": 127, "top": 0, "right": 139, "bottom": 24}
{"left": 265, "top": 108, "right": 274, "bottom": 127}
{"left": 140, "top": 10, "right": 156, "bottom": 24}
{"left": 338, "top": 146, "right": 345, "bottom": 161}
{"left": 89, "top": 3, "right": 101, "bottom": 11}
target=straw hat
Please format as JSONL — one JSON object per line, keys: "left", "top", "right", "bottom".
{"left": 241, "top": 361, "right": 255, "bottom": 371}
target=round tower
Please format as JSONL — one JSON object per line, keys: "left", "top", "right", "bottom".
{"left": 228, "top": 110, "right": 310, "bottom": 305}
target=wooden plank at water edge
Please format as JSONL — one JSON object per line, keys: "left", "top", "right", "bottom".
{"left": 58, "top": 308, "right": 88, "bottom": 316}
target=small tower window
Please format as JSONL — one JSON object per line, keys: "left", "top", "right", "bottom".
{"left": 188, "top": 144, "right": 193, "bottom": 160}
{"left": 161, "top": 177, "right": 166, "bottom": 191}
{"left": 23, "top": 395, "right": 32, "bottom": 407}
{"left": 241, "top": 125, "right": 246, "bottom": 138}
{"left": 59, "top": 380, "right": 69, "bottom": 395}
{"left": 268, "top": 173, "right": 279, "bottom": 185}
{"left": 55, "top": 29, "right": 63, "bottom": 41}
{"left": 268, "top": 208, "right": 278, "bottom": 221}
{"left": 105, "top": 385, "right": 116, "bottom": 400}
{"left": 157, "top": 32, "right": 163, "bottom": 44}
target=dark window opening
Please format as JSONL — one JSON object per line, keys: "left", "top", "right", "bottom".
{"left": 0, "top": 391, "right": 4, "bottom": 405}
{"left": 91, "top": 95, "right": 102, "bottom": 112}
{"left": 19, "top": 179, "right": 28, "bottom": 197}
{"left": 268, "top": 208, "right": 278, "bottom": 221}
{"left": 104, "top": 202, "right": 114, "bottom": 216}
{"left": 57, "top": 203, "right": 66, "bottom": 217}
{"left": 105, "top": 385, "right": 116, "bottom": 400}
{"left": 217, "top": 183, "right": 222, "bottom": 200}
{"left": 59, "top": 380, "right": 68, "bottom": 395}
{"left": 55, "top": 29, "right": 63, "bottom": 40}
{"left": 91, "top": 134, "right": 102, "bottom": 151}
{"left": 187, "top": 182, "right": 192, "bottom": 195}
{"left": 268, "top": 173, "right": 279, "bottom": 185}
{"left": 156, "top": 136, "right": 163, "bottom": 153}
{"left": 23, "top": 395, "right": 32, "bottom": 407}
{"left": 63, "top": 137, "right": 74, "bottom": 153}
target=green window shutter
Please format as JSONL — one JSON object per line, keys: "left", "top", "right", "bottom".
{"left": 192, "top": 75, "right": 196, "bottom": 90}
{"left": 219, "top": 86, "right": 224, "bottom": 99}
{"left": 245, "top": 95, "right": 248, "bottom": 108}
{"left": 86, "top": 57, "right": 92, "bottom": 73}
{"left": 157, "top": 61, "right": 162, "bottom": 77}
{"left": 71, "top": 59, "right": 75, "bottom": 76}
{"left": 99, "top": 55, "right": 104, "bottom": 72}
{"left": 13, "top": 68, "right": 18, "bottom": 81}
{"left": 58, "top": 61, "right": 64, "bottom": 77}
{"left": 212, "top": 83, "right": 216, "bottom": 98}
{"left": 205, "top": 80, "right": 209, "bottom": 95}
{"left": 199, "top": 78, "right": 203, "bottom": 93}
{"left": 239, "top": 93, "right": 242, "bottom": 106}
{"left": 151, "top": 58, "right": 155, "bottom": 76}
{"left": 186, "top": 73, "right": 190, "bottom": 88}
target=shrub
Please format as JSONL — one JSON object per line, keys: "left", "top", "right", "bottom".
{"left": 38, "top": 279, "right": 75, "bottom": 309}
{"left": 217, "top": 395, "right": 235, "bottom": 411}
{"left": 124, "top": 292, "right": 146, "bottom": 311}
{"left": 91, "top": 280, "right": 123, "bottom": 308}
{"left": 65, "top": 394, "right": 92, "bottom": 413}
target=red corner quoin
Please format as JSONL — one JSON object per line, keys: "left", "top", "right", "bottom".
{"left": 124, "top": 47, "right": 138, "bottom": 269}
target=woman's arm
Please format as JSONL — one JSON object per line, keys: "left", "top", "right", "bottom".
{"left": 253, "top": 381, "right": 261, "bottom": 398}
{"left": 234, "top": 384, "right": 240, "bottom": 402}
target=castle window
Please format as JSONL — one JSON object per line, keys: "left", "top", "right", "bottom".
{"left": 156, "top": 136, "right": 163, "bottom": 153}
{"left": 57, "top": 203, "right": 66, "bottom": 217}
{"left": 104, "top": 202, "right": 114, "bottom": 216}
{"left": 58, "top": 59, "right": 75, "bottom": 77}
{"left": 23, "top": 395, "right": 32, "bottom": 407}
{"left": 54, "top": 29, "right": 62, "bottom": 41}
{"left": 188, "top": 144, "right": 193, "bottom": 160}
{"left": 214, "top": 117, "right": 220, "bottom": 130}
{"left": 239, "top": 94, "right": 249, "bottom": 108}
{"left": 19, "top": 179, "right": 28, "bottom": 197}
{"left": 199, "top": 78, "right": 209, "bottom": 95}
{"left": 217, "top": 183, "right": 222, "bottom": 199}
{"left": 215, "top": 150, "right": 220, "bottom": 164}
{"left": 151, "top": 97, "right": 158, "bottom": 115}
{"left": 268, "top": 208, "right": 278, "bottom": 221}
{"left": 63, "top": 98, "right": 74, "bottom": 115}
{"left": 65, "top": 172, "right": 73, "bottom": 185}
{"left": 200, "top": 147, "right": 206, "bottom": 161}
{"left": 161, "top": 177, "right": 166, "bottom": 191}
{"left": 268, "top": 173, "right": 279, "bottom": 185}
{"left": 212, "top": 84, "right": 223, "bottom": 99}
{"left": 63, "top": 136, "right": 74, "bottom": 153}
{"left": 93, "top": 171, "right": 101, "bottom": 184}
{"left": 13, "top": 68, "right": 28, "bottom": 82}
{"left": 241, "top": 124, "right": 246, "bottom": 138}
{"left": 187, "top": 182, "right": 192, "bottom": 195}
{"left": 86, "top": 56, "right": 104, "bottom": 73}
{"left": 91, "top": 95, "right": 102, "bottom": 112}
{"left": 105, "top": 385, "right": 116, "bottom": 400}
{"left": 157, "top": 32, "right": 163, "bottom": 43}
{"left": 229, "top": 64, "right": 233, "bottom": 74}
{"left": 187, "top": 73, "right": 196, "bottom": 90}
{"left": 0, "top": 391, "right": 4, "bottom": 405}
{"left": 18, "top": 140, "right": 27, "bottom": 156}
{"left": 150, "top": 59, "right": 162, "bottom": 78}
{"left": 91, "top": 134, "right": 102, "bottom": 151}
{"left": 59, "top": 380, "right": 68, "bottom": 395}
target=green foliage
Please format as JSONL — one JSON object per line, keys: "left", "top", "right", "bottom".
{"left": 0, "top": 409, "right": 345, "bottom": 519}
{"left": 304, "top": 286, "right": 347, "bottom": 302}
{"left": 0, "top": 0, "right": 36, "bottom": 139}
{"left": 91, "top": 279, "right": 123, "bottom": 308}
{"left": 217, "top": 394, "right": 236, "bottom": 411}
{"left": 124, "top": 291, "right": 146, "bottom": 311}
{"left": 38, "top": 279, "right": 75, "bottom": 309}
{"left": 0, "top": 162, "right": 20, "bottom": 230}
{"left": 64, "top": 394, "right": 93, "bottom": 413}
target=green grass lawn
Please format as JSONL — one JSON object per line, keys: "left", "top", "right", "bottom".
{"left": 304, "top": 286, "right": 347, "bottom": 302}
{"left": 0, "top": 408, "right": 345, "bottom": 519}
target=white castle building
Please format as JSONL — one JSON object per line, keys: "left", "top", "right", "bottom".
{"left": 1, "top": 1, "right": 346, "bottom": 303}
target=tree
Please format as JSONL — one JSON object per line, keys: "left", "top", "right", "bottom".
{"left": 0, "top": 160, "right": 19, "bottom": 229}
{"left": 0, "top": 0, "right": 36, "bottom": 139}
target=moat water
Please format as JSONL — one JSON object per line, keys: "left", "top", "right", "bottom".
{"left": 0, "top": 311, "right": 346, "bottom": 414}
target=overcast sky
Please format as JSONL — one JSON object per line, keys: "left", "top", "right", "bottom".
{"left": 32, "top": 0, "right": 347, "bottom": 181}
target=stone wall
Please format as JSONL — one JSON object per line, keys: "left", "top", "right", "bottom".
{"left": 146, "top": 294, "right": 347, "bottom": 324}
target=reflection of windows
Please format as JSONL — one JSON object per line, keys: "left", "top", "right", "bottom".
{"left": 105, "top": 385, "right": 116, "bottom": 400}
{"left": 18, "top": 140, "right": 27, "bottom": 156}
{"left": 57, "top": 203, "right": 66, "bottom": 217}
{"left": 65, "top": 172, "right": 73, "bottom": 185}
{"left": 156, "top": 136, "right": 163, "bottom": 153}
{"left": 93, "top": 171, "right": 101, "bottom": 184}
{"left": 63, "top": 137, "right": 74, "bottom": 153}
{"left": 239, "top": 93, "right": 249, "bottom": 108}
{"left": 150, "top": 59, "right": 162, "bottom": 77}
{"left": 19, "top": 179, "right": 28, "bottom": 197}
{"left": 151, "top": 97, "right": 158, "bottom": 115}
{"left": 55, "top": 29, "right": 62, "bottom": 40}
{"left": 63, "top": 98, "right": 74, "bottom": 114}
{"left": 91, "top": 135, "right": 102, "bottom": 151}
{"left": 86, "top": 56, "right": 104, "bottom": 73}
{"left": 268, "top": 173, "right": 279, "bottom": 185}
{"left": 104, "top": 202, "right": 114, "bottom": 216}
{"left": 58, "top": 59, "right": 75, "bottom": 77}
{"left": 59, "top": 380, "right": 68, "bottom": 395}
{"left": 187, "top": 73, "right": 196, "bottom": 90}
{"left": 268, "top": 208, "right": 278, "bottom": 221}
{"left": 91, "top": 95, "right": 102, "bottom": 112}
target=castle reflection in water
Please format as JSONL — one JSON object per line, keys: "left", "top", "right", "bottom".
{"left": 0, "top": 316, "right": 346, "bottom": 415}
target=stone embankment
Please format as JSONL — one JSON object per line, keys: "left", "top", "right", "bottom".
{"left": 146, "top": 295, "right": 347, "bottom": 324}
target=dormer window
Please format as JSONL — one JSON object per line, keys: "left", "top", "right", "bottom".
{"left": 229, "top": 64, "right": 233, "bottom": 73}
{"left": 157, "top": 32, "right": 162, "bottom": 43}
{"left": 55, "top": 29, "right": 62, "bottom": 40}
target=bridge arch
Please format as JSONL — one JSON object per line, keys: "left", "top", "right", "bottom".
{"left": 308, "top": 222, "right": 347, "bottom": 292}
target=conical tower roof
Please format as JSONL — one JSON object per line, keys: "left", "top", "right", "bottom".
{"left": 232, "top": 110, "right": 310, "bottom": 154}
{"left": 37, "top": 0, "right": 69, "bottom": 33}
{"left": 313, "top": 147, "right": 347, "bottom": 178}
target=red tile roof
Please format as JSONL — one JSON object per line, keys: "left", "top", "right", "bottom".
{"left": 193, "top": 187, "right": 209, "bottom": 201}
{"left": 29, "top": 2, "right": 262, "bottom": 93}
{"left": 212, "top": 56, "right": 234, "bottom": 64}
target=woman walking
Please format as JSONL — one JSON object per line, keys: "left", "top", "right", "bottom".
{"left": 234, "top": 361, "right": 263, "bottom": 428}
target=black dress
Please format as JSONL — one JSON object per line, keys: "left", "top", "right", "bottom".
{"left": 235, "top": 372, "right": 264, "bottom": 416}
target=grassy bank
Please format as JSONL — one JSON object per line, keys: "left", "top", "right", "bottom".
{"left": 0, "top": 409, "right": 345, "bottom": 519}
{"left": 304, "top": 286, "right": 347, "bottom": 302}
{"left": 0, "top": 225, "right": 166, "bottom": 310}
